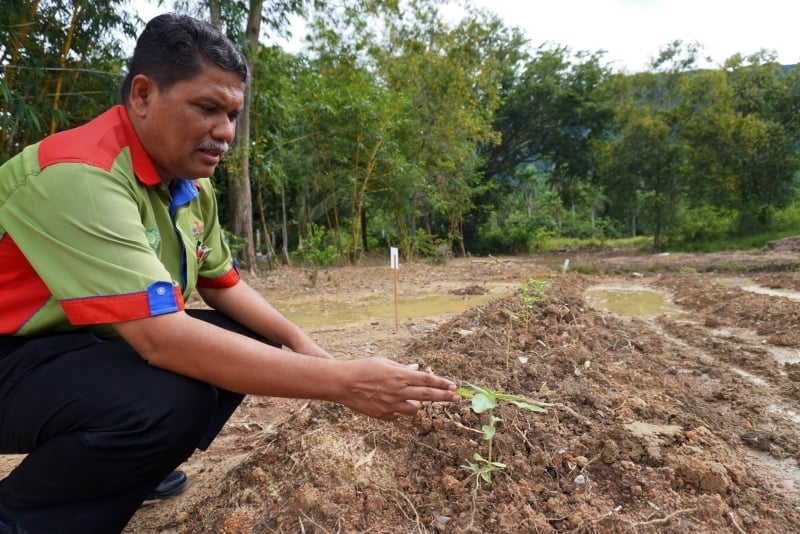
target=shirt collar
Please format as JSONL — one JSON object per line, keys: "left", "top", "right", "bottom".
{"left": 115, "top": 105, "right": 163, "bottom": 187}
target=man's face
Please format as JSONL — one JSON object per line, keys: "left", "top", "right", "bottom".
{"left": 130, "top": 64, "right": 246, "bottom": 183}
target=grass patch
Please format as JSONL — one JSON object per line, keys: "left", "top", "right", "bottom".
{"left": 535, "top": 235, "right": 652, "bottom": 253}
{"left": 671, "top": 229, "right": 798, "bottom": 253}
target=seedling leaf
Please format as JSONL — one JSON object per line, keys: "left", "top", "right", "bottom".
{"left": 458, "top": 382, "right": 547, "bottom": 492}
{"left": 456, "top": 386, "right": 474, "bottom": 399}
{"left": 507, "top": 399, "right": 547, "bottom": 413}
{"left": 472, "top": 393, "right": 496, "bottom": 413}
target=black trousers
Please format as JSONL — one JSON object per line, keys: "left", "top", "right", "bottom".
{"left": 0, "top": 310, "right": 277, "bottom": 534}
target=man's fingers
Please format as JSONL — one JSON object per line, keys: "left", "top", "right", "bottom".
{"left": 391, "top": 400, "right": 423, "bottom": 418}
{"left": 403, "top": 385, "right": 462, "bottom": 403}
{"left": 349, "top": 358, "right": 462, "bottom": 419}
{"left": 396, "top": 364, "right": 458, "bottom": 392}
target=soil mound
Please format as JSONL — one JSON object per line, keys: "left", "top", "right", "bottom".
{"left": 123, "top": 264, "right": 800, "bottom": 533}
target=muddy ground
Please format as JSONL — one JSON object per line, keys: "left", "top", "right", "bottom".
{"left": 5, "top": 241, "right": 800, "bottom": 533}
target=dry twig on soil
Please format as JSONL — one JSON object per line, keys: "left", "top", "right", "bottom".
{"left": 629, "top": 507, "right": 697, "bottom": 527}
{"left": 728, "top": 511, "right": 747, "bottom": 534}
{"left": 537, "top": 401, "right": 594, "bottom": 427}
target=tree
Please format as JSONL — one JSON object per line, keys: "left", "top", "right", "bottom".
{"left": 1, "top": 0, "right": 134, "bottom": 161}
{"left": 723, "top": 52, "right": 800, "bottom": 230}
{"left": 595, "top": 72, "right": 683, "bottom": 248}
{"left": 172, "top": 0, "right": 307, "bottom": 270}
{"left": 595, "top": 42, "right": 720, "bottom": 249}
{"left": 484, "top": 46, "right": 614, "bottom": 190}
{"left": 374, "top": 0, "right": 518, "bottom": 256}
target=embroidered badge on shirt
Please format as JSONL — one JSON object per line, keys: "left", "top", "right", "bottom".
{"left": 191, "top": 220, "right": 204, "bottom": 237}
{"left": 145, "top": 227, "right": 161, "bottom": 252}
{"left": 189, "top": 220, "right": 210, "bottom": 261}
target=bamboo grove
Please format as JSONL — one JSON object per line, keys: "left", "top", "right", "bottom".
{"left": 3, "top": 0, "right": 800, "bottom": 267}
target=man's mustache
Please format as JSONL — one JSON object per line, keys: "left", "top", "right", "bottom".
{"left": 196, "top": 141, "right": 229, "bottom": 156}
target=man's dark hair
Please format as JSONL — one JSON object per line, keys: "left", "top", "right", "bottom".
{"left": 120, "top": 13, "right": 249, "bottom": 103}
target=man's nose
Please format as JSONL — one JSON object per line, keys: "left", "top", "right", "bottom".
{"left": 213, "top": 117, "right": 236, "bottom": 143}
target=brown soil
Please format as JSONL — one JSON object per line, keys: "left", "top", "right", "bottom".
{"left": 5, "top": 242, "right": 800, "bottom": 533}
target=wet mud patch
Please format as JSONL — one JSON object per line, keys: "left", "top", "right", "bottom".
{"left": 586, "top": 285, "right": 674, "bottom": 317}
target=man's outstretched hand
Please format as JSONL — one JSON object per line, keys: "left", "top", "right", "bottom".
{"left": 334, "top": 358, "right": 461, "bottom": 421}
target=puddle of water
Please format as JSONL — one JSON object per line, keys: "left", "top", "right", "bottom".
{"left": 731, "top": 367, "right": 770, "bottom": 387}
{"left": 586, "top": 287, "right": 673, "bottom": 317}
{"left": 281, "top": 293, "right": 499, "bottom": 329}
{"left": 745, "top": 449, "right": 800, "bottom": 491}
{"left": 709, "top": 326, "right": 800, "bottom": 366}
{"left": 742, "top": 285, "right": 800, "bottom": 302}
{"left": 768, "top": 346, "right": 800, "bottom": 366}
{"left": 768, "top": 404, "right": 800, "bottom": 424}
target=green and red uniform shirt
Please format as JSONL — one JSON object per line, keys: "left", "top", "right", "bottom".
{"left": 0, "top": 105, "right": 239, "bottom": 337}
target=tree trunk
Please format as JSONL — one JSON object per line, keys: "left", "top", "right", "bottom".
{"left": 226, "top": 0, "right": 261, "bottom": 273}
{"left": 208, "top": 0, "right": 221, "bottom": 27}
{"left": 50, "top": 1, "right": 82, "bottom": 135}
{"left": 1, "top": 0, "right": 40, "bottom": 151}
{"left": 361, "top": 209, "right": 368, "bottom": 253}
{"left": 280, "top": 181, "right": 291, "bottom": 265}
{"left": 256, "top": 178, "right": 278, "bottom": 267}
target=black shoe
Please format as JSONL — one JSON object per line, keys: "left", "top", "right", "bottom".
{"left": 144, "top": 470, "right": 189, "bottom": 503}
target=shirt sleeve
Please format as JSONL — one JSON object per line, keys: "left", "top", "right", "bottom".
{"left": 1, "top": 160, "right": 183, "bottom": 325}
{"left": 194, "top": 178, "right": 241, "bottom": 289}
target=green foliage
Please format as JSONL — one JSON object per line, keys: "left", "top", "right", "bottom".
{"left": 410, "top": 228, "right": 437, "bottom": 258}
{"left": 457, "top": 383, "right": 546, "bottom": 489}
{"left": 521, "top": 277, "right": 551, "bottom": 307}
{"left": 528, "top": 228, "right": 559, "bottom": 252}
{"left": 409, "top": 228, "right": 451, "bottom": 264}
{"left": 531, "top": 235, "right": 653, "bottom": 254}
{"left": 472, "top": 213, "right": 543, "bottom": 255}
{"left": 559, "top": 214, "right": 621, "bottom": 240}
{"left": 672, "top": 205, "right": 737, "bottom": 243}
{"left": 292, "top": 223, "right": 339, "bottom": 267}
{"left": 673, "top": 231, "right": 791, "bottom": 253}
{"left": 1, "top": 1, "right": 134, "bottom": 161}
{"left": 223, "top": 229, "right": 249, "bottom": 257}
{"left": 771, "top": 198, "right": 800, "bottom": 232}
{"left": 5, "top": 4, "right": 800, "bottom": 261}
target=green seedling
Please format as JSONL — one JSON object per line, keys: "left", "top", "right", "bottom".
{"left": 456, "top": 383, "right": 546, "bottom": 489}
{"left": 519, "top": 277, "right": 551, "bottom": 329}
{"left": 501, "top": 278, "right": 551, "bottom": 369}
{"left": 520, "top": 277, "right": 550, "bottom": 311}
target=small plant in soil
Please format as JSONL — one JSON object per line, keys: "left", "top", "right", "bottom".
{"left": 502, "top": 278, "right": 551, "bottom": 368}
{"left": 456, "top": 383, "right": 547, "bottom": 490}
{"left": 519, "top": 277, "right": 550, "bottom": 327}
{"left": 520, "top": 277, "right": 550, "bottom": 308}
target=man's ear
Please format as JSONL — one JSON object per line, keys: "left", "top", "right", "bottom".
{"left": 128, "top": 74, "right": 157, "bottom": 118}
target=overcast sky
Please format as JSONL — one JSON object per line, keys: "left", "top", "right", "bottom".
{"left": 465, "top": 0, "right": 800, "bottom": 72}
{"left": 132, "top": 0, "right": 799, "bottom": 72}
